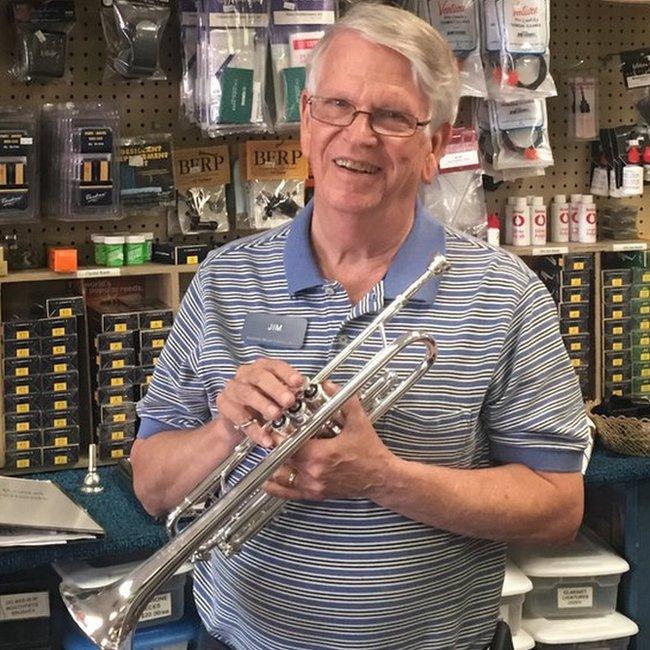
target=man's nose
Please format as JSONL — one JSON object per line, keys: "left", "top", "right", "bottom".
{"left": 344, "top": 110, "right": 378, "bottom": 142}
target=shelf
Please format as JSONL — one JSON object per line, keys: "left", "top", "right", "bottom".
{"left": 0, "top": 263, "right": 200, "bottom": 284}
{"left": 503, "top": 239, "right": 650, "bottom": 257}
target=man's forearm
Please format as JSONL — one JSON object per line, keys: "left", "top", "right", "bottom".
{"left": 130, "top": 418, "right": 242, "bottom": 518}
{"left": 369, "top": 458, "right": 584, "bottom": 544}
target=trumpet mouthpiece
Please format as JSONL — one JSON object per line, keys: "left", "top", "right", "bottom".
{"left": 428, "top": 254, "right": 451, "bottom": 275}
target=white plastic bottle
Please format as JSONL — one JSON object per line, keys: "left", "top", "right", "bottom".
{"left": 530, "top": 196, "right": 547, "bottom": 246}
{"left": 487, "top": 213, "right": 501, "bottom": 247}
{"left": 623, "top": 139, "right": 644, "bottom": 197}
{"left": 578, "top": 194, "right": 597, "bottom": 244}
{"left": 550, "top": 194, "right": 570, "bottom": 243}
{"left": 569, "top": 194, "right": 582, "bottom": 242}
{"left": 511, "top": 197, "right": 531, "bottom": 247}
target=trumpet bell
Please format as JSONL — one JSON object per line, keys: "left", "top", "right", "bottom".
{"left": 60, "top": 580, "right": 134, "bottom": 650}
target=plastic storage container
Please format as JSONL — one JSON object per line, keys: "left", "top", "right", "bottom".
{"left": 501, "top": 559, "right": 533, "bottom": 634}
{"left": 510, "top": 531, "right": 629, "bottom": 619}
{"left": 54, "top": 560, "right": 190, "bottom": 629}
{"left": 522, "top": 611, "right": 638, "bottom": 649}
{"left": 0, "top": 569, "right": 56, "bottom": 650}
{"left": 512, "top": 629, "right": 535, "bottom": 650}
{"left": 63, "top": 615, "right": 200, "bottom": 650}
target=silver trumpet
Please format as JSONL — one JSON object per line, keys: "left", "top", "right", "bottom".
{"left": 60, "top": 254, "right": 451, "bottom": 650}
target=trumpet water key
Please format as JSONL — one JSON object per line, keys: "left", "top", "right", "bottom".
{"left": 60, "top": 254, "right": 451, "bottom": 650}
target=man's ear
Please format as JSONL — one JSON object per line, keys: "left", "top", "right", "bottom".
{"left": 421, "top": 122, "right": 452, "bottom": 184}
{"left": 299, "top": 91, "right": 312, "bottom": 156}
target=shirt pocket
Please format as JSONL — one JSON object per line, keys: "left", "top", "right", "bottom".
{"left": 379, "top": 406, "right": 474, "bottom": 468}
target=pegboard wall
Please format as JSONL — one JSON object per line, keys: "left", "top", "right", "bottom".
{"left": 486, "top": 0, "right": 650, "bottom": 231}
{"left": 0, "top": 0, "right": 648, "bottom": 266}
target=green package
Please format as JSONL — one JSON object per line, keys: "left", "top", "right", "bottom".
{"left": 282, "top": 67, "right": 306, "bottom": 123}
{"left": 219, "top": 67, "right": 254, "bottom": 123}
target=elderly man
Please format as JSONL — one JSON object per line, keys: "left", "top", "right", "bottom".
{"left": 132, "top": 3, "right": 590, "bottom": 649}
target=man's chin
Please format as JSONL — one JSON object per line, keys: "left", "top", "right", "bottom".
{"left": 320, "top": 191, "right": 385, "bottom": 216}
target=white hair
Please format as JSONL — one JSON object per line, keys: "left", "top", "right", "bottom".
{"left": 305, "top": 2, "right": 460, "bottom": 130}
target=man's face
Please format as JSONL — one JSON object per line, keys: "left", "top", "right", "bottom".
{"left": 300, "top": 31, "right": 449, "bottom": 218}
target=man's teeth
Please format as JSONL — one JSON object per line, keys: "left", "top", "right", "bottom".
{"left": 334, "top": 158, "right": 379, "bottom": 174}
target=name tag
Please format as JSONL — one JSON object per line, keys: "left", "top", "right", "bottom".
{"left": 242, "top": 313, "right": 307, "bottom": 349}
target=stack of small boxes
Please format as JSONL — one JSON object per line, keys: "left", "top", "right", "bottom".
{"left": 601, "top": 252, "right": 650, "bottom": 399}
{"left": 3, "top": 297, "right": 84, "bottom": 471}
{"left": 512, "top": 530, "right": 638, "bottom": 649}
{"left": 536, "top": 254, "right": 593, "bottom": 400}
{"left": 89, "top": 300, "right": 173, "bottom": 462}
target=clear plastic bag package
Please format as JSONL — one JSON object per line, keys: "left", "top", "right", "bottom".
{"left": 474, "top": 99, "right": 497, "bottom": 175}
{"left": 179, "top": 0, "right": 199, "bottom": 124}
{"left": 172, "top": 144, "right": 231, "bottom": 235}
{"left": 41, "top": 103, "right": 121, "bottom": 221}
{"left": 100, "top": 0, "right": 170, "bottom": 81}
{"left": 0, "top": 108, "right": 40, "bottom": 223}
{"left": 10, "top": 0, "right": 75, "bottom": 83}
{"left": 481, "top": 0, "right": 556, "bottom": 101}
{"left": 420, "top": 127, "right": 487, "bottom": 238}
{"left": 565, "top": 70, "right": 599, "bottom": 141}
{"left": 490, "top": 98, "right": 553, "bottom": 170}
{"left": 176, "top": 186, "right": 229, "bottom": 234}
{"left": 270, "top": 0, "right": 336, "bottom": 129}
{"left": 427, "top": 0, "right": 487, "bottom": 98}
{"left": 119, "top": 133, "right": 174, "bottom": 209}
{"left": 196, "top": 0, "right": 271, "bottom": 137}
{"left": 240, "top": 139, "right": 306, "bottom": 230}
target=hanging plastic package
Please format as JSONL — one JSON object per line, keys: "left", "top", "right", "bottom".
{"left": 482, "top": 0, "right": 555, "bottom": 101}
{"left": 420, "top": 127, "right": 487, "bottom": 238}
{"left": 10, "top": 0, "right": 76, "bottom": 83}
{"left": 180, "top": 0, "right": 199, "bottom": 124}
{"left": 100, "top": 0, "right": 170, "bottom": 81}
{"left": 243, "top": 139, "right": 307, "bottom": 230}
{"left": 0, "top": 107, "right": 40, "bottom": 224}
{"left": 41, "top": 102, "right": 121, "bottom": 221}
{"left": 198, "top": 0, "right": 271, "bottom": 137}
{"left": 270, "top": 0, "right": 336, "bottom": 130}
{"left": 491, "top": 98, "right": 553, "bottom": 170}
{"left": 172, "top": 145, "right": 231, "bottom": 235}
{"left": 428, "top": 0, "right": 487, "bottom": 98}
{"left": 473, "top": 99, "right": 497, "bottom": 174}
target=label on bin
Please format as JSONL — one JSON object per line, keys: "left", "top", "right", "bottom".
{"left": 557, "top": 585, "right": 593, "bottom": 609}
{"left": 0, "top": 591, "right": 50, "bottom": 620}
{"left": 138, "top": 592, "right": 172, "bottom": 622}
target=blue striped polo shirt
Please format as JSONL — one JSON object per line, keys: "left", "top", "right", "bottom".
{"left": 137, "top": 200, "right": 590, "bottom": 650}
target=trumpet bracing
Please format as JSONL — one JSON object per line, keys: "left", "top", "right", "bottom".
{"left": 60, "top": 254, "right": 451, "bottom": 650}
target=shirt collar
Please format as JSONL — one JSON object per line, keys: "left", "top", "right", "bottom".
{"left": 284, "top": 199, "right": 446, "bottom": 305}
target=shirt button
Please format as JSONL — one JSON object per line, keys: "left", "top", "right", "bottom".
{"left": 325, "top": 285, "right": 335, "bottom": 296}
{"left": 337, "top": 334, "right": 350, "bottom": 345}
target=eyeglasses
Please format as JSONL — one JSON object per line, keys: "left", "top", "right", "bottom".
{"left": 307, "top": 96, "right": 430, "bottom": 138}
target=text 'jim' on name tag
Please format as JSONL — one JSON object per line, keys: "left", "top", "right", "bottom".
{"left": 242, "top": 313, "right": 307, "bottom": 349}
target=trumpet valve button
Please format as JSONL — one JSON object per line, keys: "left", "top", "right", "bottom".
{"left": 303, "top": 383, "right": 319, "bottom": 399}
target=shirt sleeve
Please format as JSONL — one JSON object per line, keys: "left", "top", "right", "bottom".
{"left": 483, "top": 273, "right": 591, "bottom": 472}
{"left": 136, "top": 265, "right": 211, "bottom": 438}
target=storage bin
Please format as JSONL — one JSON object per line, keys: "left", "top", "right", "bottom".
{"left": 512, "top": 629, "right": 535, "bottom": 650}
{"left": 63, "top": 614, "right": 200, "bottom": 650}
{"left": 500, "top": 560, "right": 533, "bottom": 635}
{"left": 510, "top": 531, "right": 629, "bottom": 619}
{"left": 0, "top": 569, "right": 58, "bottom": 650}
{"left": 523, "top": 611, "right": 638, "bottom": 649}
{"left": 54, "top": 560, "right": 191, "bottom": 629}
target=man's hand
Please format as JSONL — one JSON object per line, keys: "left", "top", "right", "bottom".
{"left": 216, "top": 358, "right": 305, "bottom": 447}
{"left": 264, "top": 381, "right": 395, "bottom": 501}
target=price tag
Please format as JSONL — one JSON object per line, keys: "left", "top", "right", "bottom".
{"left": 532, "top": 246, "right": 569, "bottom": 256}
{"left": 612, "top": 242, "right": 648, "bottom": 252}
{"left": 76, "top": 268, "right": 121, "bottom": 278}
